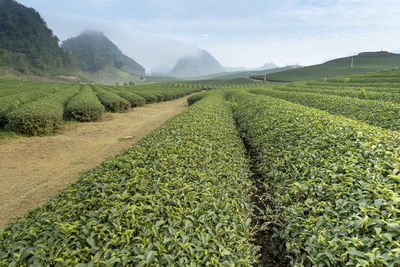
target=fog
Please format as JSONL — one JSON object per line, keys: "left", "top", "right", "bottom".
{"left": 39, "top": 12, "right": 200, "bottom": 73}
{"left": 17, "top": 0, "right": 400, "bottom": 73}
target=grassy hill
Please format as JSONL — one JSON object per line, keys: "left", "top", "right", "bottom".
{"left": 252, "top": 51, "right": 400, "bottom": 82}
{"left": 188, "top": 65, "right": 300, "bottom": 80}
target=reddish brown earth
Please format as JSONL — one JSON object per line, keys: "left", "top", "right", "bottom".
{"left": 0, "top": 95, "right": 191, "bottom": 228}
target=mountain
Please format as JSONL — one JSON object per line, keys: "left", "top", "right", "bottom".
{"left": 62, "top": 30, "right": 145, "bottom": 83}
{"left": 0, "top": 0, "right": 76, "bottom": 75}
{"left": 168, "top": 50, "right": 224, "bottom": 78}
{"left": 257, "top": 62, "right": 279, "bottom": 70}
{"left": 252, "top": 51, "right": 400, "bottom": 82}
{"left": 149, "top": 65, "right": 172, "bottom": 76}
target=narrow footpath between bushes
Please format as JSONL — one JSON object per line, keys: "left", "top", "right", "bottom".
{"left": 0, "top": 95, "right": 192, "bottom": 228}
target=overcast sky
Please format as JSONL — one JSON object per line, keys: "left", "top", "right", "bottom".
{"left": 18, "top": 0, "right": 400, "bottom": 71}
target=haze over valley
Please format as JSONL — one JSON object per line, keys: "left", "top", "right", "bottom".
{"left": 10, "top": 0, "right": 400, "bottom": 73}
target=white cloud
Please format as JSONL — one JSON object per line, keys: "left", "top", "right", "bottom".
{"left": 206, "top": 31, "right": 400, "bottom": 68}
{"left": 17, "top": 0, "right": 400, "bottom": 69}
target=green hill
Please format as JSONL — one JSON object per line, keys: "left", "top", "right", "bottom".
{"left": 62, "top": 30, "right": 145, "bottom": 84}
{"left": 252, "top": 51, "right": 400, "bottom": 82}
{"left": 191, "top": 65, "right": 300, "bottom": 80}
{"left": 0, "top": 0, "right": 77, "bottom": 76}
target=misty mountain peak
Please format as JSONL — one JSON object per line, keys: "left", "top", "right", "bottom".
{"left": 169, "top": 49, "right": 224, "bottom": 78}
{"left": 80, "top": 29, "right": 104, "bottom": 36}
{"left": 62, "top": 30, "right": 145, "bottom": 74}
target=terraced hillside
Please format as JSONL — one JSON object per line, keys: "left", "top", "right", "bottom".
{"left": 252, "top": 51, "right": 400, "bottom": 82}
{"left": 2, "top": 71, "right": 400, "bottom": 266}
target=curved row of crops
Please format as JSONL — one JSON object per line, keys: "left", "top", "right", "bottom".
{"left": 7, "top": 85, "right": 81, "bottom": 135}
{"left": 251, "top": 88, "right": 400, "bottom": 131}
{"left": 188, "top": 78, "right": 258, "bottom": 89}
{"left": 0, "top": 82, "right": 203, "bottom": 135}
{"left": 0, "top": 92, "right": 258, "bottom": 266}
{"left": 273, "top": 85, "right": 400, "bottom": 104}
{"left": 65, "top": 85, "right": 105, "bottom": 122}
{"left": 229, "top": 90, "right": 400, "bottom": 266}
{"left": 0, "top": 85, "right": 61, "bottom": 127}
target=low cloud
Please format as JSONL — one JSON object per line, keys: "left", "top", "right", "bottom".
{"left": 18, "top": 0, "right": 400, "bottom": 70}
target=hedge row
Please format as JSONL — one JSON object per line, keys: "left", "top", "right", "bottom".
{"left": 122, "top": 87, "right": 200, "bottom": 104}
{"left": 137, "top": 90, "right": 166, "bottom": 102}
{"left": 229, "top": 91, "right": 400, "bottom": 266}
{"left": 130, "top": 90, "right": 158, "bottom": 103}
{"left": 109, "top": 87, "right": 145, "bottom": 107}
{"left": 272, "top": 82, "right": 400, "bottom": 97}
{"left": 92, "top": 86, "right": 130, "bottom": 112}
{"left": 0, "top": 86, "right": 59, "bottom": 127}
{"left": 187, "top": 92, "right": 208, "bottom": 106}
{"left": 65, "top": 86, "right": 105, "bottom": 122}
{"left": 0, "top": 92, "right": 257, "bottom": 266}
{"left": 251, "top": 88, "right": 400, "bottom": 131}
{"left": 274, "top": 84, "right": 400, "bottom": 102}
{"left": 7, "top": 86, "right": 80, "bottom": 135}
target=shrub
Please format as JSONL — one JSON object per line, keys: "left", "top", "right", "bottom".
{"left": 251, "top": 88, "right": 400, "bottom": 131}
{"left": 92, "top": 86, "right": 130, "bottom": 112}
{"left": 130, "top": 90, "right": 158, "bottom": 103}
{"left": 188, "top": 92, "right": 207, "bottom": 106}
{"left": 7, "top": 86, "right": 80, "bottom": 135}
{"left": 230, "top": 90, "right": 400, "bottom": 266}
{"left": 110, "top": 87, "right": 145, "bottom": 107}
{"left": 0, "top": 92, "right": 257, "bottom": 265}
{"left": 0, "top": 86, "right": 62, "bottom": 127}
{"left": 65, "top": 85, "right": 105, "bottom": 122}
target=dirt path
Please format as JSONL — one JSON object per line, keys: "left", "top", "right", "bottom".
{"left": 0, "top": 95, "right": 191, "bottom": 228}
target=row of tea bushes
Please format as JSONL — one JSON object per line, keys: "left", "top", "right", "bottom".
{"left": 7, "top": 85, "right": 80, "bottom": 135}
{"left": 107, "top": 87, "right": 145, "bottom": 107}
{"left": 187, "top": 92, "right": 208, "bottom": 106}
{"left": 0, "top": 86, "right": 61, "bottom": 127}
{"left": 0, "top": 92, "right": 257, "bottom": 266}
{"left": 92, "top": 86, "right": 131, "bottom": 113}
{"left": 273, "top": 83, "right": 400, "bottom": 104}
{"left": 229, "top": 91, "right": 400, "bottom": 266}
{"left": 0, "top": 82, "right": 200, "bottom": 135}
{"left": 251, "top": 88, "right": 400, "bottom": 131}
{"left": 65, "top": 86, "right": 105, "bottom": 122}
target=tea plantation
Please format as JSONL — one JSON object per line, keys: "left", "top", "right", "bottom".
{"left": 2, "top": 70, "right": 400, "bottom": 266}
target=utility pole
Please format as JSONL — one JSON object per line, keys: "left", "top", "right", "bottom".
{"left": 264, "top": 72, "right": 267, "bottom": 83}
{"left": 351, "top": 57, "right": 354, "bottom": 69}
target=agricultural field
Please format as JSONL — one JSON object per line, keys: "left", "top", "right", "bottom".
{"left": 2, "top": 70, "right": 400, "bottom": 266}
{"left": 251, "top": 52, "right": 400, "bottom": 82}
{"left": 0, "top": 80, "right": 223, "bottom": 136}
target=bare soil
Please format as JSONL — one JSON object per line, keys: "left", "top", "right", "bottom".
{"left": 0, "top": 96, "right": 191, "bottom": 228}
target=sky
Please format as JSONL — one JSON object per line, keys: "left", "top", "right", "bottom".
{"left": 18, "top": 0, "right": 400, "bottom": 72}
